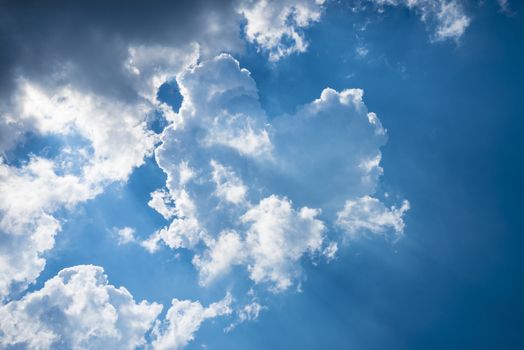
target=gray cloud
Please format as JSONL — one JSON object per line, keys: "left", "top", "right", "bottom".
{"left": 0, "top": 0, "right": 242, "bottom": 101}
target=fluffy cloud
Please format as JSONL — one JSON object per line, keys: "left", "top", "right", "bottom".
{"left": 14, "top": 80, "right": 158, "bottom": 183}
{"left": 0, "top": 264, "right": 235, "bottom": 350}
{"left": 211, "top": 160, "right": 248, "bottom": 205}
{"left": 151, "top": 293, "right": 232, "bottom": 350}
{"left": 114, "top": 227, "right": 137, "bottom": 245}
{"left": 336, "top": 196, "right": 410, "bottom": 240}
{"left": 147, "top": 54, "right": 408, "bottom": 293}
{"left": 239, "top": 0, "right": 326, "bottom": 61}
{"left": 0, "top": 8, "right": 233, "bottom": 300}
{"left": 0, "top": 265, "right": 162, "bottom": 350}
{"left": 0, "top": 1, "right": 426, "bottom": 347}
{"left": 0, "top": 41, "right": 199, "bottom": 299}
{"left": 0, "top": 158, "right": 94, "bottom": 299}
{"left": 193, "top": 230, "right": 246, "bottom": 286}
{"left": 0, "top": 83, "right": 153, "bottom": 299}
{"left": 194, "top": 195, "right": 325, "bottom": 292}
{"left": 242, "top": 196, "right": 326, "bottom": 291}
{"left": 271, "top": 88, "right": 387, "bottom": 211}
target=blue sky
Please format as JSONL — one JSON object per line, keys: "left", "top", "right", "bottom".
{"left": 0, "top": 1, "right": 523, "bottom": 349}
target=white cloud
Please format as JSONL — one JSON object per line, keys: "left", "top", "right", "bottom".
{"left": 323, "top": 241, "right": 339, "bottom": 261}
{"left": 146, "top": 53, "right": 273, "bottom": 253}
{"left": 0, "top": 79, "right": 157, "bottom": 298}
{"left": 148, "top": 189, "right": 177, "bottom": 220}
{"left": 225, "top": 300, "right": 265, "bottom": 332}
{"left": 434, "top": 1, "right": 471, "bottom": 41}
{"left": 151, "top": 293, "right": 232, "bottom": 350}
{"left": 336, "top": 196, "right": 410, "bottom": 240}
{"left": 210, "top": 160, "right": 247, "bottom": 205}
{"left": 15, "top": 80, "right": 157, "bottom": 184}
{"left": 271, "top": 87, "right": 387, "bottom": 210}
{"left": 0, "top": 157, "right": 95, "bottom": 299}
{"left": 194, "top": 196, "right": 327, "bottom": 292}
{"left": 239, "top": 0, "right": 326, "bottom": 61}
{"left": 147, "top": 54, "right": 407, "bottom": 292}
{"left": 114, "top": 226, "right": 137, "bottom": 245}
{"left": 0, "top": 44, "right": 197, "bottom": 299}
{"left": 175, "top": 54, "right": 272, "bottom": 158}
{"left": 0, "top": 265, "right": 162, "bottom": 350}
{"left": 238, "top": 301, "right": 264, "bottom": 323}
{"left": 150, "top": 189, "right": 209, "bottom": 251}
{"left": 193, "top": 230, "right": 245, "bottom": 286}
{"left": 125, "top": 43, "right": 200, "bottom": 104}
{"left": 0, "top": 4, "right": 420, "bottom": 348}
{"left": 242, "top": 195, "right": 326, "bottom": 292}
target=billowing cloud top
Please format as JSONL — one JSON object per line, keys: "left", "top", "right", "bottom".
{"left": 0, "top": 265, "right": 162, "bottom": 349}
{"left": 145, "top": 54, "right": 408, "bottom": 292}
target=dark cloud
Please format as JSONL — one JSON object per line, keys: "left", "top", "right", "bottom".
{"left": 0, "top": 0, "right": 242, "bottom": 100}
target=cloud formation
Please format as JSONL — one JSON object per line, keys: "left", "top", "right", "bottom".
{"left": 0, "top": 37, "right": 204, "bottom": 300}
{"left": 239, "top": 0, "right": 326, "bottom": 61}
{"left": 0, "top": 1, "right": 428, "bottom": 347}
{"left": 146, "top": 54, "right": 409, "bottom": 292}
{"left": 0, "top": 265, "right": 162, "bottom": 349}
{"left": 0, "top": 158, "right": 92, "bottom": 299}
{"left": 151, "top": 293, "right": 232, "bottom": 350}
{"left": 0, "top": 265, "right": 233, "bottom": 350}
{"left": 0, "top": 78, "right": 159, "bottom": 299}
{"left": 336, "top": 196, "right": 410, "bottom": 240}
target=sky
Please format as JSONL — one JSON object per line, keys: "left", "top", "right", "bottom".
{"left": 0, "top": 0, "right": 523, "bottom": 349}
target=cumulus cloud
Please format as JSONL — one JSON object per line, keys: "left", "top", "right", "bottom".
{"left": 242, "top": 196, "right": 325, "bottom": 291}
{"left": 239, "top": 0, "right": 326, "bottom": 61}
{"left": 211, "top": 160, "right": 248, "bottom": 205}
{"left": 193, "top": 195, "right": 326, "bottom": 292}
{"left": 0, "top": 0, "right": 284, "bottom": 300}
{"left": 14, "top": 80, "right": 158, "bottom": 182}
{"left": 0, "top": 27, "right": 211, "bottom": 299}
{"left": 0, "top": 264, "right": 234, "bottom": 350}
{"left": 0, "top": 1, "right": 424, "bottom": 347}
{"left": 146, "top": 54, "right": 408, "bottom": 293}
{"left": 151, "top": 293, "right": 232, "bottom": 350}
{"left": 0, "top": 157, "right": 94, "bottom": 299}
{"left": 0, "top": 265, "right": 162, "bottom": 350}
{"left": 0, "top": 7, "right": 235, "bottom": 296}
{"left": 336, "top": 196, "right": 410, "bottom": 240}
{"left": 193, "top": 230, "right": 246, "bottom": 286}
{"left": 148, "top": 189, "right": 177, "bottom": 221}
{"left": 0, "top": 76, "right": 163, "bottom": 299}
{"left": 114, "top": 227, "right": 137, "bottom": 245}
